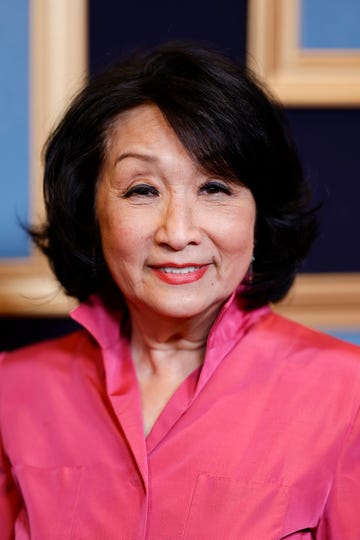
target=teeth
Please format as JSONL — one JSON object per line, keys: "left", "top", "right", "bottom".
{"left": 161, "top": 266, "right": 200, "bottom": 274}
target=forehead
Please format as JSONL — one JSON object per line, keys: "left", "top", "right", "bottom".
{"left": 106, "top": 104, "right": 177, "bottom": 147}
{"left": 103, "top": 103, "right": 197, "bottom": 168}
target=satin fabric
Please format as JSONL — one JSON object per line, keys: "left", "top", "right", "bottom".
{"left": 1, "top": 293, "right": 360, "bottom": 539}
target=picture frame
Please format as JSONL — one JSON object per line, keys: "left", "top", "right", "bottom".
{"left": 0, "top": 0, "right": 87, "bottom": 315}
{"left": 274, "top": 273, "right": 360, "bottom": 329}
{"left": 246, "top": 0, "right": 360, "bottom": 329}
{"left": 247, "top": 0, "right": 360, "bottom": 106}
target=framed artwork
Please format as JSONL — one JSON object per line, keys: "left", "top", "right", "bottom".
{"left": 247, "top": 0, "right": 360, "bottom": 106}
{"left": 0, "top": 0, "right": 87, "bottom": 315}
{"left": 247, "top": 0, "right": 360, "bottom": 328}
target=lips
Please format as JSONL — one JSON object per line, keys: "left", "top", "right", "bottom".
{"left": 150, "top": 263, "right": 209, "bottom": 284}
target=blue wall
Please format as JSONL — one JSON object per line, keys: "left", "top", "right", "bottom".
{"left": 301, "top": 0, "right": 360, "bottom": 49}
{"left": 327, "top": 331, "right": 360, "bottom": 347}
{"left": 0, "top": 0, "right": 30, "bottom": 258}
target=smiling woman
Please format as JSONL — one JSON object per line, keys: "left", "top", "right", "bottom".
{"left": 96, "top": 104, "right": 256, "bottom": 324}
{"left": 1, "top": 42, "right": 360, "bottom": 539}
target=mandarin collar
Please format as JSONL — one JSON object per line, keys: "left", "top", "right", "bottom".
{"left": 70, "top": 292, "right": 270, "bottom": 351}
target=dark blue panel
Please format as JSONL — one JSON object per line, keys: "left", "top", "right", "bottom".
{"left": 89, "top": 0, "right": 248, "bottom": 75}
{"left": 0, "top": 318, "right": 80, "bottom": 351}
{"left": 287, "top": 108, "right": 360, "bottom": 273}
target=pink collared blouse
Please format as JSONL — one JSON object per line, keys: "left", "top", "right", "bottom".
{"left": 1, "top": 294, "right": 360, "bottom": 539}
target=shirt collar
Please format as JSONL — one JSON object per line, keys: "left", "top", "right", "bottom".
{"left": 71, "top": 294, "right": 124, "bottom": 349}
{"left": 71, "top": 292, "right": 270, "bottom": 351}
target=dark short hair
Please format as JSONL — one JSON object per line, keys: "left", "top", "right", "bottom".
{"left": 31, "top": 41, "right": 317, "bottom": 305}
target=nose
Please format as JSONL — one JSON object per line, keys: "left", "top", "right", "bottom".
{"left": 154, "top": 195, "right": 201, "bottom": 250}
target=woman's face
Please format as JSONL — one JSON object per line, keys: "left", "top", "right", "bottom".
{"left": 96, "top": 104, "right": 256, "bottom": 321}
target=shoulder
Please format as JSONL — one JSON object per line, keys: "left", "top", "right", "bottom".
{"left": 0, "top": 330, "right": 104, "bottom": 432}
{"left": 244, "top": 308, "right": 360, "bottom": 392}
{"left": 0, "top": 329, "right": 97, "bottom": 386}
{"left": 254, "top": 310, "right": 360, "bottom": 389}
{"left": 264, "top": 310, "right": 360, "bottom": 355}
{"left": 245, "top": 311, "right": 360, "bottom": 437}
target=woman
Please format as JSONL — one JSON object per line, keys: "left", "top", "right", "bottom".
{"left": 1, "top": 43, "right": 360, "bottom": 539}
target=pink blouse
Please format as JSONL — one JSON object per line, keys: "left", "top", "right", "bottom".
{"left": 1, "top": 293, "right": 360, "bottom": 539}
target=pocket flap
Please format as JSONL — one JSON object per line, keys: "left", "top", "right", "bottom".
{"left": 184, "top": 474, "right": 289, "bottom": 540}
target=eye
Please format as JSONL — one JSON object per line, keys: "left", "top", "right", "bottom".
{"left": 122, "top": 183, "right": 159, "bottom": 198}
{"left": 199, "top": 180, "right": 232, "bottom": 196}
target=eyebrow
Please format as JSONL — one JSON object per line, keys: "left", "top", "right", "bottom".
{"left": 114, "top": 152, "right": 158, "bottom": 166}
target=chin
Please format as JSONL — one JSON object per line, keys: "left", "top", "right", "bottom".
{"left": 146, "top": 295, "right": 226, "bottom": 321}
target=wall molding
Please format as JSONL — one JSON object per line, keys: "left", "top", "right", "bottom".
{"left": 0, "top": 0, "right": 87, "bottom": 315}
{"left": 247, "top": 0, "right": 360, "bottom": 106}
{"left": 274, "top": 273, "right": 360, "bottom": 329}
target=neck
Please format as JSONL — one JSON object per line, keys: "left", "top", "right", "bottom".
{"left": 127, "top": 302, "right": 221, "bottom": 377}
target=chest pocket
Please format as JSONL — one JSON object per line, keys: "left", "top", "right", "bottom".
{"left": 183, "top": 474, "right": 316, "bottom": 540}
{"left": 12, "top": 463, "right": 144, "bottom": 540}
{"left": 12, "top": 464, "right": 83, "bottom": 540}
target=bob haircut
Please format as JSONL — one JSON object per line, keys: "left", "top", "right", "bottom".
{"left": 31, "top": 42, "right": 317, "bottom": 305}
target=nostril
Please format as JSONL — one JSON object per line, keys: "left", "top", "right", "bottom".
{"left": 155, "top": 216, "right": 201, "bottom": 250}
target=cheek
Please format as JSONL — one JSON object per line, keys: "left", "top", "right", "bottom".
{"left": 213, "top": 215, "right": 255, "bottom": 256}
{"left": 99, "top": 214, "right": 153, "bottom": 278}
{"left": 103, "top": 225, "right": 142, "bottom": 258}
{"left": 98, "top": 205, "right": 137, "bottom": 249}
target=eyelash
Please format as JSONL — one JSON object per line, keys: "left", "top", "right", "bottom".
{"left": 199, "top": 180, "right": 232, "bottom": 195}
{"left": 122, "top": 183, "right": 159, "bottom": 198}
{"left": 122, "top": 180, "right": 232, "bottom": 198}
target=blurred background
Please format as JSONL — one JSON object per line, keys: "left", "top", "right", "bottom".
{"left": 1, "top": 0, "right": 360, "bottom": 349}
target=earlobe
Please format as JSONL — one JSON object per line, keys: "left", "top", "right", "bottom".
{"left": 245, "top": 254, "right": 255, "bottom": 284}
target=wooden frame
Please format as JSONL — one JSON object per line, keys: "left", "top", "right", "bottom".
{"left": 247, "top": 0, "right": 360, "bottom": 106}
{"left": 0, "top": 0, "right": 87, "bottom": 315}
{"left": 274, "top": 273, "right": 360, "bottom": 329}
{"left": 246, "top": 0, "right": 360, "bottom": 329}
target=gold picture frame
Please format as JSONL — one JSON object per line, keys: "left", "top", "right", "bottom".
{"left": 0, "top": 0, "right": 87, "bottom": 315}
{"left": 247, "top": 0, "right": 360, "bottom": 106}
{"left": 247, "top": 0, "right": 360, "bottom": 329}
{"left": 274, "top": 273, "right": 360, "bottom": 329}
